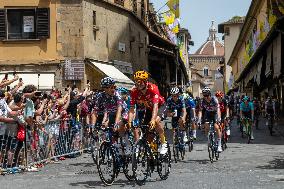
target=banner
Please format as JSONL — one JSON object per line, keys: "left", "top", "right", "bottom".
{"left": 167, "top": 0, "right": 180, "bottom": 18}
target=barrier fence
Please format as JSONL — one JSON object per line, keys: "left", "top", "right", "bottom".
{"left": 0, "top": 118, "right": 93, "bottom": 174}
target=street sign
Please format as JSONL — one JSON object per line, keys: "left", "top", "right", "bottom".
{"left": 63, "top": 59, "right": 85, "bottom": 80}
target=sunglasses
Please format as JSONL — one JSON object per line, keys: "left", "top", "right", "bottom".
{"left": 172, "top": 95, "right": 179, "bottom": 98}
{"left": 203, "top": 94, "right": 210, "bottom": 97}
{"left": 135, "top": 80, "right": 145, "bottom": 86}
{"left": 105, "top": 85, "right": 116, "bottom": 90}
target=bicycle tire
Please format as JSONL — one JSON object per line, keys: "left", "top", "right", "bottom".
{"left": 97, "top": 142, "right": 116, "bottom": 186}
{"left": 188, "top": 141, "right": 193, "bottom": 152}
{"left": 208, "top": 135, "right": 213, "bottom": 163}
{"left": 123, "top": 155, "right": 135, "bottom": 181}
{"left": 173, "top": 132, "right": 179, "bottom": 163}
{"left": 247, "top": 124, "right": 251, "bottom": 144}
{"left": 158, "top": 143, "right": 171, "bottom": 180}
{"left": 132, "top": 139, "right": 150, "bottom": 186}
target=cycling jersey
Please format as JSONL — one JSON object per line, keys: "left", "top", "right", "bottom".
{"left": 240, "top": 101, "right": 254, "bottom": 113}
{"left": 185, "top": 96, "right": 196, "bottom": 110}
{"left": 200, "top": 96, "right": 219, "bottom": 123}
{"left": 219, "top": 98, "right": 228, "bottom": 114}
{"left": 93, "top": 91, "right": 123, "bottom": 115}
{"left": 201, "top": 96, "right": 219, "bottom": 113}
{"left": 130, "top": 82, "right": 165, "bottom": 111}
{"left": 166, "top": 96, "right": 186, "bottom": 118}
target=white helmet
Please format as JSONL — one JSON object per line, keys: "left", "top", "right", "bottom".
{"left": 202, "top": 86, "right": 211, "bottom": 95}
{"left": 170, "top": 87, "right": 180, "bottom": 95}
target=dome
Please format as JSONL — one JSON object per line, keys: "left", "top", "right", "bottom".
{"left": 195, "top": 20, "right": 224, "bottom": 56}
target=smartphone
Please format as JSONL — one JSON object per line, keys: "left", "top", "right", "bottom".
{"left": 34, "top": 91, "right": 42, "bottom": 97}
{"left": 6, "top": 86, "right": 10, "bottom": 92}
{"left": 4, "top": 73, "right": 8, "bottom": 80}
{"left": 13, "top": 71, "right": 16, "bottom": 76}
{"left": 87, "top": 80, "right": 90, "bottom": 84}
{"left": 19, "top": 78, "right": 23, "bottom": 82}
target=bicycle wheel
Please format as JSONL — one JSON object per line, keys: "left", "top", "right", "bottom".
{"left": 158, "top": 143, "right": 171, "bottom": 180}
{"left": 188, "top": 140, "right": 193, "bottom": 152}
{"left": 132, "top": 139, "right": 150, "bottom": 186}
{"left": 247, "top": 124, "right": 251, "bottom": 144}
{"left": 208, "top": 135, "right": 213, "bottom": 163}
{"left": 97, "top": 142, "right": 116, "bottom": 186}
{"left": 172, "top": 133, "right": 179, "bottom": 163}
{"left": 90, "top": 135, "right": 99, "bottom": 164}
{"left": 123, "top": 155, "right": 135, "bottom": 181}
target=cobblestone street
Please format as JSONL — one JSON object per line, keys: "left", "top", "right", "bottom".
{"left": 1, "top": 118, "right": 284, "bottom": 189}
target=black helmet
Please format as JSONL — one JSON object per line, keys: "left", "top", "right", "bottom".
{"left": 100, "top": 77, "right": 115, "bottom": 88}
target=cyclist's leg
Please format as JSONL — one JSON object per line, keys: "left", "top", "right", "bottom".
{"left": 214, "top": 121, "right": 222, "bottom": 152}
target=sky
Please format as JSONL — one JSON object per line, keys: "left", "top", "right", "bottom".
{"left": 150, "top": 0, "right": 252, "bottom": 53}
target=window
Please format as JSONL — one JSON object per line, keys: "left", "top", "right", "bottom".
{"left": 114, "top": 0, "right": 125, "bottom": 6}
{"left": 0, "top": 8, "right": 50, "bottom": 41}
{"left": 203, "top": 66, "right": 209, "bottom": 76}
{"left": 93, "top": 11, "right": 98, "bottom": 40}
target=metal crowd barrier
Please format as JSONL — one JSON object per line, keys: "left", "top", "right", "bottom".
{"left": 0, "top": 118, "right": 90, "bottom": 174}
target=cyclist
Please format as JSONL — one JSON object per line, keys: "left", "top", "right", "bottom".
{"left": 197, "top": 87, "right": 222, "bottom": 152}
{"left": 93, "top": 77, "right": 131, "bottom": 154}
{"left": 166, "top": 87, "right": 187, "bottom": 142}
{"left": 184, "top": 87, "right": 197, "bottom": 139}
{"left": 265, "top": 96, "right": 275, "bottom": 128}
{"left": 240, "top": 96, "right": 254, "bottom": 140}
{"left": 128, "top": 71, "right": 168, "bottom": 155}
{"left": 253, "top": 97, "right": 261, "bottom": 129}
{"left": 215, "top": 91, "right": 230, "bottom": 136}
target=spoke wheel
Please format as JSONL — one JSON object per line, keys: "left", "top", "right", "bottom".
{"left": 123, "top": 155, "right": 135, "bottom": 181}
{"left": 97, "top": 142, "right": 116, "bottom": 186}
{"left": 132, "top": 140, "right": 150, "bottom": 186}
{"left": 158, "top": 143, "right": 171, "bottom": 180}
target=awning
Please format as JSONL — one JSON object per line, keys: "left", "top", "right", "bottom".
{"left": 90, "top": 61, "right": 134, "bottom": 89}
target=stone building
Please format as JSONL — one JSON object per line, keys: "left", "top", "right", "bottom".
{"left": 189, "top": 21, "right": 224, "bottom": 94}
{"left": 227, "top": 0, "right": 284, "bottom": 109}
{"left": 218, "top": 16, "right": 245, "bottom": 92}
{"left": 0, "top": 0, "right": 189, "bottom": 93}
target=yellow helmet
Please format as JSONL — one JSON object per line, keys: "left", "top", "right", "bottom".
{"left": 134, "top": 70, "right": 149, "bottom": 81}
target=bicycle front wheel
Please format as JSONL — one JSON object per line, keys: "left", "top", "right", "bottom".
{"left": 97, "top": 142, "right": 116, "bottom": 186}
{"left": 158, "top": 143, "right": 171, "bottom": 180}
{"left": 132, "top": 139, "right": 150, "bottom": 186}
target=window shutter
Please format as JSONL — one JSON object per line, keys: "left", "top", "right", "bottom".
{"left": 36, "top": 8, "right": 50, "bottom": 39}
{"left": 0, "top": 9, "right": 6, "bottom": 40}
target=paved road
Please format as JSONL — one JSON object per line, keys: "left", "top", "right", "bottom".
{"left": 1, "top": 118, "right": 284, "bottom": 189}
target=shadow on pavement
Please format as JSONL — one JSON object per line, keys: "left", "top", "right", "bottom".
{"left": 70, "top": 179, "right": 135, "bottom": 188}
{"left": 179, "top": 159, "right": 211, "bottom": 165}
{"left": 256, "top": 155, "right": 284, "bottom": 169}
{"left": 69, "top": 162, "right": 95, "bottom": 167}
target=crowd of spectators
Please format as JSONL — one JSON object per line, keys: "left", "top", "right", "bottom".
{"left": 0, "top": 74, "right": 94, "bottom": 171}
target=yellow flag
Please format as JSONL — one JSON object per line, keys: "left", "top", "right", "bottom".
{"left": 172, "top": 25, "right": 179, "bottom": 34}
{"left": 167, "top": 0, "right": 180, "bottom": 18}
{"left": 163, "top": 11, "right": 175, "bottom": 25}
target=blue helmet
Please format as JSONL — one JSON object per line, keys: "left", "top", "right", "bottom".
{"left": 118, "top": 87, "right": 129, "bottom": 94}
